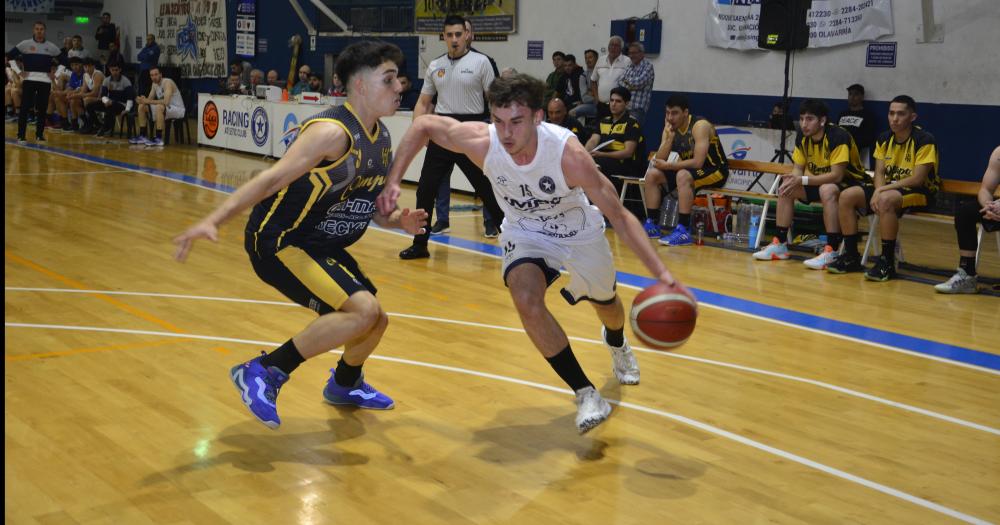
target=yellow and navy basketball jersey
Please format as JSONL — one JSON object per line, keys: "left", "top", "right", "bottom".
{"left": 793, "top": 125, "right": 870, "bottom": 184}
{"left": 670, "top": 115, "right": 728, "bottom": 169}
{"left": 873, "top": 127, "right": 940, "bottom": 192}
{"left": 597, "top": 114, "right": 643, "bottom": 163}
{"left": 246, "top": 103, "right": 393, "bottom": 255}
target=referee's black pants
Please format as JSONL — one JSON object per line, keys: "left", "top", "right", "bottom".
{"left": 17, "top": 79, "right": 51, "bottom": 140}
{"left": 411, "top": 140, "right": 504, "bottom": 247}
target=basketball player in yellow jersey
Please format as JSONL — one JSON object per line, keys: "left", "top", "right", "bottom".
{"left": 830, "top": 95, "right": 940, "bottom": 281}
{"left": 173, "top": 41, "right": 428, "bottom": 429}
{"left": 378, "top": 74, "right": 686, "bottom": 434}
{"left": 753, "top": 99, "right": 870, "bottom": 269}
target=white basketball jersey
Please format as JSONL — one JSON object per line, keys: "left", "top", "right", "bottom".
{"left": 484, "top": 122, "right": 605, "bottom": 244}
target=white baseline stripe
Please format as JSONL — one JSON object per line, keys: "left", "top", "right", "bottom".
{"left": 3, "top": 322, "right": 991, "bottom": 525}
{"left": 6, "top": 287, "right": 997, "bottom": 435}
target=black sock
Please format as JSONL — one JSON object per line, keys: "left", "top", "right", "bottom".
{"left": 259, "top": 339, "right": 305, "bottom": 375}
{"left": 844, "top": 234, "right": 860, "bottom": 256}
{"left": 827, "top": 232, "right": 843, "bottom": 250}
{"left": 545, "top": 346, "right": 593, "bottom": 392}
{"left": 678, "top": 213, "right": 691, "bottom": 228}
{"left": 646, "top": 208, "right": 660, "bottom": 223}
{"left": 155, "top": 129, "right": 162, "bottom": 139}
{"left": 604, "top": 325, "right": 625, "bottom": 347}
{"left": 960, "top": 256, "right": 977, "bottom": 276}
{"left": 882, "top": 239, "right": 896, "bottom": 264}
{"left": 776, "top": 226, "right": 790, "bottom": 244}
{"left": 334, "top": 358, "right": 364, "bottom": 387}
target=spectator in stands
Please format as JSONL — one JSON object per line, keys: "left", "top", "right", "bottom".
{"left": 68, "top": 57, "right": 104, "bottom": 131}
{"left": 57, "top": 36, "right": 72, "bottom": 66}
{"left": 132, "top": 66, "right": 185, "bottom": 148}
{"left": 68, "top": 35, "right": 89, "bottom": 60}
{"left": 248, "top": 69, "right": 265, "bottom": 95}
{"left": 137, "top": 34, "right": 160, "bottom": 97}
{"left": 500, "top": 67, "right": 518, "bottom": 78}
{"left": 94, "top": 12, "right": 119, "bottom": 64}
{"left": 544, "top": 51, "right": 565, "bottom": 106}
{"left": 837, "top": 84, "right": 878, "bottom": 167}
{"left": 935, "top": 146, "right": 1000, "bottom": 293}
{"left": 642, "top": 94, "right": 730, "bottom": 245}
{"left": 830, "top": 95, "right": 940, "bottom": 281}
{"left": 11, "top": 21, "right": 60, "bottom": 143}
{"left": 307, "top": 72, "right": 323, "bottom": 93}
{"left": 591, "top": 36, "right": 629, "bottom": 120}
{"left": 221, "top": 73, "right": 244, "bottom": 95}
{"left": 769, "top": 101, "right": 794, "bottom": 130}
{"left": 618, "top": 42, "right": 654, "bottom": 125}
{"left": 556, "top": 54, "right": 586, "bottom": 111}
{"left": 753, "top": 99, "right": 871, "bottom": 269}
{"left": 291, "top": 64, "right": 310, "bottom": 96}
{"left": 584, "top": 86, "right": 644, "bottom": 218}
{"left": 85, "top": 62, "right": 134, "bottom": 137}
{"left": 546, "top": 97, "right": 589, "bottom": 144}
{"left": 230, "top": 57, "right": 252, "bottom": 89}
{"left": 105, "top": 41, "right": 125, "bottom": 71}
{"left": 266, "top": 69, "right": 281, "bottom": 87}
{"left": 569, "top": 49, "right": 599, "bottom": 122}
{"left": 397, "top": 70, "right": 418, "bottom": 110}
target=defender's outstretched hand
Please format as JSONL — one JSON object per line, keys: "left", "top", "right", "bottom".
{"left": 173, "top": 221, "right": 219, "bottom": 262}
{"left": 399, "top": 208, "right": 429, "bottom": 235}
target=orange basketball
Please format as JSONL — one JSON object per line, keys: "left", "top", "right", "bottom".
{"left": 629, "top": 282, "right": 698, "bottom": 349}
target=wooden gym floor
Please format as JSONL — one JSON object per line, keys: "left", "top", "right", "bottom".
{"left": 5, "top": 125, "right": 999, "bottom": 524}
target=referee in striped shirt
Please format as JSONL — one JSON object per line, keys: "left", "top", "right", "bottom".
{"left": 398, "top": 14, "right": 505, "bottom": 260}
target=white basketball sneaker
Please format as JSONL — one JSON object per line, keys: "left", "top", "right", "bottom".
{"left": 804, "top": 245, "right": 838, "bottom": 270}
{"left": 603, "top": 327, "right": 639, "bottom": 385}
{"left": 575, "top": 386, "right": 612, "bottom": 434}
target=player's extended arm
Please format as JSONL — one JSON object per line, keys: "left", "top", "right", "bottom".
{"left": 173, "top": 122, "right": 349, "bottom": 261}
{"left": 377, "top": 115, "right": 489, "bottom": 215}
{"left": 563, "top": 139, "right": 674, "bottom": 285}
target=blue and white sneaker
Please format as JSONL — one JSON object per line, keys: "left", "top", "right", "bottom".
{"left": 323, "top": 372, "right": 395, "bottom": 410}
{"left": 128, "top": 135, "right": 149, "bottom": 145}
{"left": 752, "top": 237, "right": 790, "bottom": 260}
{"left": 230, "top": 352, "right": 289, "bottom": 429}
{"left": 643, "top": 218, "right": 662, "bottom": 238}
{"left": 659, "top": 224, "right": 692, "bottom": 246}
{"left": 146, "top": 137, "right": 164, "bottom": 147}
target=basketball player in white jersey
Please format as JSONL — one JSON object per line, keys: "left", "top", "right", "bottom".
{"left": 378, "top": 73, "right": 686, "bottom": 434}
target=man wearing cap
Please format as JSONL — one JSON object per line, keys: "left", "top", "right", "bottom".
{"left": 837, "top": 84, "right": 878, "bottom": 168}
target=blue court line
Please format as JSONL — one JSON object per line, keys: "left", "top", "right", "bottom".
{"left": 7, "top": 138, "right": 999, "bottom": 371}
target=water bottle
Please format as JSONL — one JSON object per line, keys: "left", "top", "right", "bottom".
{"left": 695, "top": 222, "right": 705, "bottom": 245}
{"left": 748, "top": 213, "right": 760, "bottom": 248}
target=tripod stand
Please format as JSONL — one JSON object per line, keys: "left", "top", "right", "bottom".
{"left": 770, "top": 47, "right": 794, "bottom": 164}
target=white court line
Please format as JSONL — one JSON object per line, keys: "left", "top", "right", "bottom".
{"left": 14, "top": 142, "right": 993, "bottom": 375}
{"left": 5, "top": 286, "right": 997, "bottom": 436}
{"left": 3, "top": 321, "right": 992, "bottom": 525}
{"left": 5, "top": 169, "right": 132, "bottom": 176}
{"left": 370, "top": 226, "right": 1000, "bottom": 377}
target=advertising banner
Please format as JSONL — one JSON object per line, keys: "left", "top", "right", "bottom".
{"left": 152, "top": 0, "right": 228, "bottom": 78}
{"left": 706, "top": 0, "right": 893, "bottom": 51}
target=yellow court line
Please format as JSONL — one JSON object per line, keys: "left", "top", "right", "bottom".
{"left": 5, "top": 251, "right": 186, "bottom": 334}
{"left": 5, "top": 338, "right": 190, "bottom": 362}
